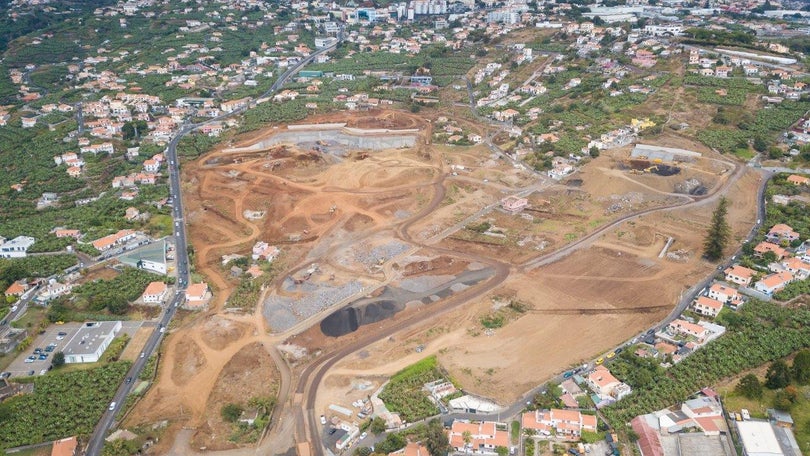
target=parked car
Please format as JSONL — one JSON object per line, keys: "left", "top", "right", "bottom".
{"left": 25, "top": 356, "right": 36, "bottom": 363}
{"left": 38, "top": 354, "right": 48, "bottom": 360}
{"left": 27, "top": 370, "right": 34, "bottom": 376}
{"left": 320, "top": 415, "right": 327, "bottom": 425}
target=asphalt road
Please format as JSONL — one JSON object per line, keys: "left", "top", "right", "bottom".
{"left": 84, "top": 30, "right": 344, "bottom": 456}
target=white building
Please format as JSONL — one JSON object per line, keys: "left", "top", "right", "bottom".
{"left": 63, "top": 321, "right": 122, "bottom": 364}
{"left": 141, "top": 281, "right": 168, "bottom": 304}
{"left": 736, "top": 420, "right": 785, "bottom": 456}
{"left": 0, "top": 236, "right": 35, "bottom": 258}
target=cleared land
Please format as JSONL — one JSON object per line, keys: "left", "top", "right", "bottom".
{"left": 125, "top": 109, "right": 759, "bottom": 453}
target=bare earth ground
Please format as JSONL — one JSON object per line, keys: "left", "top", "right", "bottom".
{"left": 124, "top": 108, "right": 760, "bottom": 452}
{"left": 120, "top": 326, "right": 154, "bottom": 362}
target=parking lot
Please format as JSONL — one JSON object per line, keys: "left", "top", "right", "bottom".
{"left": 2, "top": 321, "right": 145, "bottom": 379}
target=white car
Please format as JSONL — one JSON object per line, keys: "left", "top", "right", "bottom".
{"left": 360, "top": 432, "right": 367, "bottom": 440}
{"left": 10, "top": 305, "right": 18, "bottom": 312}
{"left": 320, "top": 415, "right": 327, "bottom": 425}
{"left": 109, "top": 402, "right": 116, "bottom": 411}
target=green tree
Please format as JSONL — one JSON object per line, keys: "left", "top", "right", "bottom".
{"left": 774, "top": 385, "right": 799, "bottom": 410}
{"left": 354, "top": 447, "right": 372, "bottom": 456}
{"left": 703, "top": 197, "right": 731, "bottom": 261}
{"left": 370, "top": 416, "right": 387, "bottom": 435}
{"left": 589, "top": 146, "right": 600, "bottom": 158}
{"left": 766, "top": 360, "right": 791, "bottom": 389}
{"left": 735, "top": 374, "right": 762, "bottom": 399}
{"left": 425, "top": 419, "right": 451, "bottom": 456}
{"left": 221, "top": 403, "right": 243, "bottom": 423}
{"left": 495, "top": 446, "right": 509, "bottom": 456}
{"left": 52, "top": 351, "right": 65, "bottom": 368}
{"left": 793, "top": 350, "right": 810, "bottom": 384}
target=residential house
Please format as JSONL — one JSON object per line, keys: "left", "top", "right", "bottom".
{"left": 252, "top": 241, "right": 280, "bottom": 261}
{"left": 91, "top": 229, "right": 136, "bottom": 251}
{"left": 693, "top": 296, "right": 724, "bottom": 318}
{"left": 54, "top": 229, "right": 81, "bottom": 239}
{"left": 787, "top": 174, "right": 809, "bottom": 186}
{"left": 185, "top": 282, "right": 210, "bottom": 308}
{"left": 765, "top": 224, "right": 800, "bottom": 244}
{"left": 707, "top": 284, "right": 744, "bottom": 308}
{"left": 4, "top": 281, "right": 29, "bottom": 298}
{"left": 448, "top": 421, "right": 509, "bottom": 454}
{"left": 143, "top": 159, "right": 160, "bottom": 173}
{"left": 141, "top": 281, "right": 168, "bottom": 304}
{"left": 754, "top": 271, "right": 794, "bottom": 296}
{"left": 501, "top": 196, "right": 528, "bottom": 213}
{"left": 753, "top": 241, "right": 787, "bottom": 260}
{"left": 521, "top": 409, "right": 597, "bottom": 438}
{"left": 781, "top": 257, "right": 810, "bottom": 280}
{"left": 724, "top": 264, "right": 756, "bottom": 286}
{"left": 0, "top": 236, "right": 35, "bottom": 258}
{"left": 668, "top": 319, "right": 707, "bottom": 341}
{"left": 388, "top": 442, "right": 430, "bottom": 456}
{"left": 586, "top": 365, "right": 632, "bottom": 400}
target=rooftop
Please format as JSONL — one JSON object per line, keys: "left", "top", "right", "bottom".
{"left": 63, "top": 321, "right": 121, "bottom": 358}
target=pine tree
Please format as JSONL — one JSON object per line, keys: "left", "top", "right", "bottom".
{"left": 704, "top": 197, "right": 731, "bottom": 261}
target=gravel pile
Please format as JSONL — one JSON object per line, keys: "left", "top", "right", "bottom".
{"left": 356, "top": 241, "right": 410, "bottom": 268}
{"left": 263, "top": 280, "right": 363, "bottom": 332}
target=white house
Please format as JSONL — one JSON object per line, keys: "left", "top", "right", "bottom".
{"left": 754, "top": 272, "right": 794, "bottom": 296}
{"left": 0, "top": 236, "right": 35, "bottom": 258}
{"left": 693, "top": 296, "right": 723, "bottom": 318}
{"left": 141, "top": 281, "right": 168, "bottom": 304}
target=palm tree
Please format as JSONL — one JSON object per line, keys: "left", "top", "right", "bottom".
{"left": 462, "top": 430, "right": 472, "bottom": 454}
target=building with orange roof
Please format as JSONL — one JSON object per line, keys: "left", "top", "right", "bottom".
{"left": 753, "top": 241, "right": 787, "bottom": 260}
{"left": 4, "top": 281, "right": 28, "bottom": 297}
{"left": 724, "top": 264, "right": 755, "bottom": 286}
{"left": 141, "top": 281, "right": 168, "bottom": 304}
{"left": 521, "top": 409, "right": 597, "bottom": 438}
{"left": 707, "top": 283, "right": 744, "bottom": 309}
{"left": 388, "top": 442, "right": 429, "bottom": 456}
{"left": 54, "top": 229, "right": 81, "bottom": 239}
{"left": 585, "top": 365, "right": 632, "bottom": 400}
{"left": 766, "top": 223, "right": 800, "bottom": 243}
{"left": 667, "top": 319, "right": 707, "bottom": 341}
{"left": 754, "top": 271, "right": 794, "bottom": 296}
{"left": 51, "top": 436, "right": 78, "bottom": 456}
{"left": 91, "top": 229, "right": 136, "bottom": 251}
{"left": 787, "top": 174, "right": 809, "bottom": 186}
{"left": 184, "top": 282, "right": 210, "bottom": 309}
{"left": 781, "top": 257, "right": 810, "bottom": 280}
{"left": 448, "top": 421, "right": 509, "bottom": 453}
{"left": 693, "top": 296, "right": 723, "bottom": 318}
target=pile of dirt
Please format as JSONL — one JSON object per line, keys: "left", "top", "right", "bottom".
{"left": 402, "top": 256, "right": 469, "bottom": 277}
{"left": 674, "top": 178, "right": 707, "bottom": 195}
{"left": 200, "top": 315, "right": 249, "bottom": 350}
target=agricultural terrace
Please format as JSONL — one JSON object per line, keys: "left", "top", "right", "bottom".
{"left": 0, "top": 361, "right": 130, "bottom": 449}
{"left": 378, "top": 355, "right": 456, "bottom": 423}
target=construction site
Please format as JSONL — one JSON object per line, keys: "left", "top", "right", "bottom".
{"left": 122, "top": 110, "right": 762, "bottom": 455}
